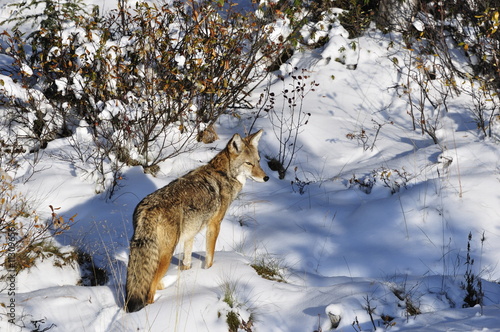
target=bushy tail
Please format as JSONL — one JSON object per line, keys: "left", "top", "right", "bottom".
{"left": 125, "top": 237, "right": 159, "bottom": 312}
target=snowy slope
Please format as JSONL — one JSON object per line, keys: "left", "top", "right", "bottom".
{"left": 1, "top": 1, "right": 500, "bottom": 331}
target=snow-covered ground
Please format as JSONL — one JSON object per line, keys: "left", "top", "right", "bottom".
{"left": 1, "top": 1, "right": 500, "bottom": 331}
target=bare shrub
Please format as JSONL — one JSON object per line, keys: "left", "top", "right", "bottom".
{"left": 263, "top": 68, "right": 317, "bottom": 179}
{"left": 0, "top": 169, "right": 76, "bottom": 275}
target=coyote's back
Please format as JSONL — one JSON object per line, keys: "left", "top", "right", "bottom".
{"left": 125, "top": 130, "right": 268, "bottom": 312}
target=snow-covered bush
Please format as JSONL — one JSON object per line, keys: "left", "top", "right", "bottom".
{"left": 219, "top": 278, "right": 255, "bottom": 332}
{"left": 1, "top": 0, "right": 283, "bottom": 194}
{"left": 393, "top": 1, "right": 500, "bottom": 141}
{"left": 259, "top": 0, "right": 376, "bottom": 71}
{"left": 76, "top": 0, "right": 281, "bottom": 172}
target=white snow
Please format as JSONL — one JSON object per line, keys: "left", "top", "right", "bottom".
{"left": 1, "top": 1, "right": 500, "bottom": 332}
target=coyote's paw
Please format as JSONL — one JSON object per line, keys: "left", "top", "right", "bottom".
{"left": 180, "top": 264, "right": 191, "bottom": 270}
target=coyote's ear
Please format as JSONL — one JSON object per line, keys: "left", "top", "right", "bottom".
{"left": 248, "top": 129, "right": 263, "bottom": 147}
{"left": 228, "top": 133, "right": 243, "bottom": 154}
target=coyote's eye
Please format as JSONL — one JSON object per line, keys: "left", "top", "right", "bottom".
{"left": 245, "top": 162, "right": 253, "bottom": 166}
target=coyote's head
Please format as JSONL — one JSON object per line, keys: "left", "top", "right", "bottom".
{"left": 227, "top": 129, "right": 269, "bottom": 185}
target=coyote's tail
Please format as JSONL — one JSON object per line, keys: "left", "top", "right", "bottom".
{"left": 125, "top": 236, "right": 159, "bottom": 312}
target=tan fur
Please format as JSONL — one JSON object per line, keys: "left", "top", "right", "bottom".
{"left": 125, "top": 130, "right": 268, "bottom": 312}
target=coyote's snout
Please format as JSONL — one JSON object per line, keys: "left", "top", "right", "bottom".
{"left": 125, "top": 130, "right": 268, "bottom": 312}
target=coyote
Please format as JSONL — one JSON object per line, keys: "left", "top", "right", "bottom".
{"left": 125, "top": 130, "right": 269, "bottom": 312}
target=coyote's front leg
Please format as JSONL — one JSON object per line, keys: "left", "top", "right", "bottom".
{"left": 205, "top": 205, "right": 228, "bottom": 269}
{"left": 205, "top": 221, "right": 221, "bottom": 269}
